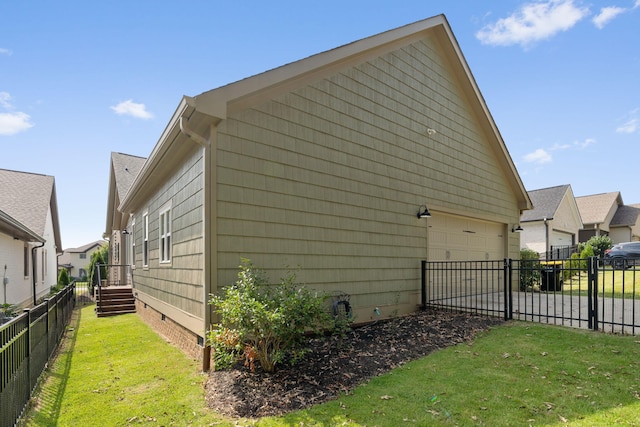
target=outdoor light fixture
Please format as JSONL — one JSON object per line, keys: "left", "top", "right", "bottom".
{"left": 417, "top": 205, "right": 431, "bottom": 219}
{"left": 512, "top": 224, "right": 523, "bottom": 233}
{"left": 122, "top": 229, "right": 130, "bottom": 235}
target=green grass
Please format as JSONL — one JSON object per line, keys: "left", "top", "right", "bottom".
{"left": 26, "top": 306, "right": 640, "bottom": 426}
{"left": 25, "top": 304, "right": 229, "bottom": 426}
{"left": 563, "top": 268, "right": 640, "bottom": 299}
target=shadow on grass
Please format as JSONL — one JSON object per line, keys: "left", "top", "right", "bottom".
{"left": 24, "top": 303, "right": 87, "bottom": 426}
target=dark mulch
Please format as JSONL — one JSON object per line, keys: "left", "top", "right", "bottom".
{"left": 205, "top": 309, "right": 503, "bottom": 418}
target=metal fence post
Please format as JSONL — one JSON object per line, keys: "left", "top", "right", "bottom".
{"left": 421, "top": 260, "right": 427, "bottom": 310}
{"left": 587, "top": 256, "right": 598, "bottom": 331}
{"left": 503, "top": 259, "right": 512, "bottom": 321}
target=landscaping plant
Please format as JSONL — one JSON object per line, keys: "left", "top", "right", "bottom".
{"left": 87, "top": 242, "right": 108, "bottom": 292}
{"left": 519, "top": 248, "right": 540, "bottom": 291}
{"left": 208, "top": 259, "right": 330, "bottom": 373}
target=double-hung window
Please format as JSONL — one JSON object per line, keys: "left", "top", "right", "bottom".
{"left": 143, "top": 212, "right": 149, "bottom": 267}
{"left": 159, "top": 202, "right": 172, "bottom": 263}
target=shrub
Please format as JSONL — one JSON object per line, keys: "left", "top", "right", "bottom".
{"left": 58, "top": 268, "right": 70, "bottom": 288}
{"left": 519, "top": 249, "right": 541, "bottom": 291}
{"left": 585, "top": 235, "right": 613, "bottom": 258}
{"left": 564, "top": 252, "right": 584, "bottom": 280}
{"left": 208, "top": 259, "right": 331, "bottom": 373}
{"left": 87, "top": 243, "right": 109, "bottom": 292}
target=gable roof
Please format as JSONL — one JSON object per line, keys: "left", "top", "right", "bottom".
{"left": 576, "top": 192, "right": 623, "bottom": 225}
{"left": 120, "top": 14, "right": 531, "bottom": 213}
{"left": 610, "top": 205, "right": 640, "bottom": 227}
{"left": 0, "top": 168, "right": 62, "bottom": 249}
{"left": 64, "top": 239, "right": 106, "bottom": 254}
{"left": 105, "top": 152, "right": 147, "bottom": 233}
{"left": 521, "top": 185, "right": 571, "bottom": 222}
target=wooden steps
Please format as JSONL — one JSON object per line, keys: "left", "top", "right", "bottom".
{"left": 96, "top": 287, "right": 136, "bottom": 317}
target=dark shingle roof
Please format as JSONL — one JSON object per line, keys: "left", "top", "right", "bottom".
{"left": 610, "top": 205, "right": 640, "bottom": 227}
{"left": 111, "top": 152, "right": 147, "bottom": 201}
{"left": 521, "top": 185, "right": 570, "bottom": 222}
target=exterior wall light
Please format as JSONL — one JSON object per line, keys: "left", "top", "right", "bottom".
{"left": 512, "top": 224, "right": 523, "bottom": 232}
{"left": 417, "top": 205, "right": 432, "bottom": 218}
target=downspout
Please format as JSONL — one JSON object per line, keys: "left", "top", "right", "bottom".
{"left": 32, "top": 241, "right": 45, "bottom": 306}
{"left": 543, "top": 218, "right": 549, "bottom": 260}
{"left": 179, "top": 115, "right": 213, "bottom": 371}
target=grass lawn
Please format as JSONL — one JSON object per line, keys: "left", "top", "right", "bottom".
{"left": 563, "top": 268, "right": 640, "bottom": 299}
{"left": 25, "top": 304, "right": 640, "bottom": 426}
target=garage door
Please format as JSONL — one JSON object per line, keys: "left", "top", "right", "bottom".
{"left": 427, "top": 213, "right": 505, "bottom": 261}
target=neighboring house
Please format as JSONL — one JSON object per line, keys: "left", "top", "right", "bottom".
{"left": 520, "top": 185, "right": 583, "bottom": 258}
{"left": 609, "top": 204, "right": 640, "bottom": 243}
{"left": 105, "top": 15, "right": 531, "bottom": 367}
{"left": 575, "top": 192, "right": 623, "bottom": 242}
{"left": 58, "top": 240, "right": 107, "bottom": 280}
{"left": 0, "top": 169, "right": 63, "bottom": 308}
{"left": 105, "top": 153, "right": 147, "bottom": 271}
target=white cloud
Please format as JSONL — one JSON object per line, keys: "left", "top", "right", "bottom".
{"left": 617, "top": 118, "right": 639, "bottom": 134}
{"left": 0, "top": 48, "right": 12, "bottom": 56}
{"left": 110, "top": 99, "right": 153, "bottom": 119}
{"left": 616, "top": 109, "right": 639, "bottom": 134}
{"left": 0, "top": 92, "right": 12, "bottom": 109}
{"left": 635, "top": 0, "right": 640, "bottom": 9}
{"left": 0, "top": 92, "right": 33, "bottom": 136}
{"left": 593, "top": 6, "right": 627, "bottom": 28}
{"left": 549, "top": 142, "right": 571, "bottom": 151}
{"left": 524, "top": 148, "right": 553, "bottom": 164}
{"left": 476, "top": 0, "right": 589, "bottom": 47}
{"left": 0, "top": 112, "right": 33, "bottom": 135}
{"left": 576, "top": 138, "right": 596, "bottom": 149}
{"left": 550, "top": 138, "right": 596, "bottom": 151}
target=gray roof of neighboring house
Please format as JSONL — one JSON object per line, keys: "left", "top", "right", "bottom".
{"left": 0, "top": 169, "right": 61, "bottom": 249}
{"left": 58, "top": 240, "right": 105, "bottom": 266}
{"left": 111, "top": 152, "right": 147, "bottom": 201}
{"left": 521, "top": 185, "right": 571, "bottom": 222}
{"left": 610, "top": 205, "right": 640, "bottom": 227}
{"left": 575, "top": 192, "right": 623, "bottom": 225}
{"left": 63, "top": 239, "right": 106, "bottom": 254}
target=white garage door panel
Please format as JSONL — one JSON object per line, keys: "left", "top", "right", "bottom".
{"left": 428, "top": 214, "right": 504, "bottom": 261}
{"left": 551, "top": 230, "right": 573, "bottom": 247}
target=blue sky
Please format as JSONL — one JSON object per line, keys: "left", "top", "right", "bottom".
{"left": 1, "top": 0, "right": 639, "bottom": 249}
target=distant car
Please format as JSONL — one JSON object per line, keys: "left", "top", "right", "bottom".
{"left": 604, "top": 242, "right": 640, "bottom": 269}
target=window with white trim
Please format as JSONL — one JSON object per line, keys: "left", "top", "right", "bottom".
{"left": 130, "top": 219, "right": 136, "bottom": 267}
{"left": 159, "top": 202, "right": 172, "bottom": 263}
{"left": 143, "top": 212, "right": 149, "bottom": 267}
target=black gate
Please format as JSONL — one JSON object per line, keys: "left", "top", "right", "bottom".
{"left": 422, "top": 257, "right": 640, "bottom": 334}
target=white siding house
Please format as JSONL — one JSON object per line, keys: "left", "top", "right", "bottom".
{"left": 0, "top": 169, "right": 63, "bottom": 308}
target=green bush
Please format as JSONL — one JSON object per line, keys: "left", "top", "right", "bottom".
{"left": 208, "top": 259, "right": 331, "bottom": 373}
{"left": 58, "top": 268, "right": 70, "bottom": 288}
{"left": 519, "top": 249, "right": 541, "bottom": 291}
{"left": 563, "top": 252, "right": 584, "bottom": 280}
{"left": 87, "top": 243, "right": 109, "bottom": 291}
{"left": 585, "top": 235, "right": 613, "bottom": 258}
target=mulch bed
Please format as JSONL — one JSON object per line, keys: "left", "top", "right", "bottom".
{"left": 204, "top": 309, "right": 503, "bottom": 418}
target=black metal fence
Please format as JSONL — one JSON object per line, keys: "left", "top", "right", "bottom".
{"left": 0, "top": 282, "right": 76, "bottom": 427}
{"left": 422, "top": 257, "right": 640, "bottom": 334}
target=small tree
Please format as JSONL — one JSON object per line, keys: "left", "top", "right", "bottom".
{"left": 58, "top": 268, "right": 70, "bottom": 288}
{"left": 519, "top": 249, "right": 541, "bottom": 291}
{"left": 87, "top": 242, "right": 109, "bottom": 292}
{"left": 208, "top": 259, "right": 331, "bottom": 373}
